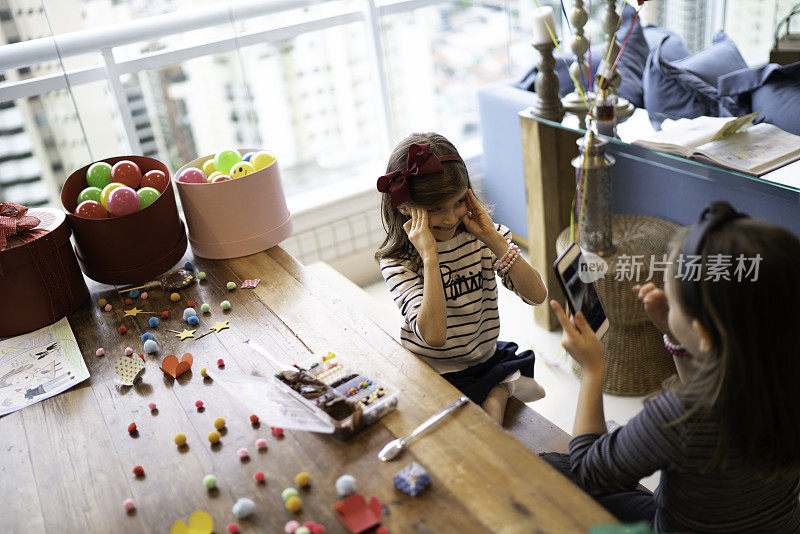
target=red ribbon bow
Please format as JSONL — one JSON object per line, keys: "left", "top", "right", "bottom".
{"left": 376, "top": 143, "right": 462, "bottom": 210}
{"left": 0, "top": 202, "right": 41, "bottom": 250}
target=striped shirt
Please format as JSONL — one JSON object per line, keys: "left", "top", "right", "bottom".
{"left": 380, "top": 224, "right": 534, "bottom": 374}
{"left": 569, "top": 391, "right": 800, "bottom": 533}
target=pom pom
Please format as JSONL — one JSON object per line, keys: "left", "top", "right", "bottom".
{"left": 250, "top": 414, "right": 259, "bottom": 425}
{"left": 141, "top": 332, "right": 153, "bottom": 342}
{"left": 253, "top": 471, "right": 265, "bottom": 483}
{"left": 232, "top": 497, "right": 256, "bottom": 518}
{"left": 227, "top": 524, "right": 240, "bottom": 534}
{"left": 271, "top": 427, "right": 284, "bottom": 437}
{"left": 295, "top": 528, "right": 311, "bottom": 534}
{"left": 124, "top": 347, "right": 133, "bottom": 356}
{"left": 162, "top": 311, "right": 169, "bottom": 319}
{"left": 208, "top": 430, "right": 221, "bottom": 443}
{"left": 127, "top": 422, "right": 137, "bottom": 434}
{"left": 335, "top": 474, "right": 357, "bottom": 496}
{"left": 125, "top": 298, "right": 133, "bottom": 306}
{"left": 148, "top": 317, "right": 159, "bottom": 327}
{"left": 183, "top": 308, "right": 197, "bottom": 320}
{"left": 284, "top": 520, "right": 300, "bottom": 534}
{"left": 188, "top": 316, "right": 199, "bottom": 326}
{"left": 376, "top": 528, "right": 389, "bottom": 534}
{"left": 174, "top": 433, "right": 187, "bottom": 446}
{"left": 255, "top": 438, "right": 268, "bottom": 450}
{"left": 170, "top": 293, "right": 181, "bottom": 302}
{"left": 197, "top": 271, "right": 207, "bottom": 280}
{"left": 132, "top": 465, "right": 144, "bottom": 477}
{"left": 217, "top": 359, "right": 225, "bottom": 367}
{"left": 122, "top": 498, "right": 135, "bottom": 511}
{"left": 143, "top": 339, "right": 158, "bottom": 354}
{"left": 220, "top": 300, "right": 231, "bottom": 310}
{"left": 237, "top": 447, "right": 249, "bottom": 459}
{"left": 141, "top": 292, "right": 148, "bottom": 300}
{"left": 310, "top": 524, "right": 326, "bottom": 534}
{"left": 201, "top": 303, "right": 211, "bottom": 314}
{"left": 213, "top": 417, "right": 226, "bottom": 430}
{"left": 118, "top": 326, "right": 127, "bottom": 335}
{"left": 187, "top": 300, "right": 195, "bottom": 307}
{"left": 95, "top": 348, "right": 105, "bottom": 357}
{"left": 285, "top": 496, "right": 302, "bottom": 513}
{"left": 148, "top": 402, "right": 156, "bottom": 410}
{"left": 98, "top": 298, "right": 107, "bottom": 307}
{"left": 129, "top": 289, "right": 140, "bottom": 299}
{"left": 200, "top": 367, "right": 209, "bottom": 378}
{"left": 226, "top": 282, "right": 236, "bottom": 291}
{"left": 203, "top": 474, "right": 216, "bottom": 489}
{"left": 281, "top": 488, "right": 298, "bottom": 502}
{"left": 184, "top": 261, "right": 194, "bottom": 271}
{"left": 104, "top": 304, "right": 112, "bottom": 312}
{"left": 195, "top": 400, "right": 204, "bottom": 409}
{"left": 294, "top": 472, "right": 311, "bottom": 487}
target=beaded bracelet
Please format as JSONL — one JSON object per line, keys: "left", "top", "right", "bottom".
{"left": 663, "top": 334, "right": 687, "bottom": 357}
{"left": 494, "top": 243, "right": 519, "bottom": 272}
{"left": 500, "top": 251, "right": 519, "bottom": 275}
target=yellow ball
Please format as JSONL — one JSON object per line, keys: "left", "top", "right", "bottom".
{"left": 200, "top": 367, "right": 209, "bottom": 378}
{"left": 251, "top": 152, "right": 276, "bottom": 171}
{"left": 100, "top": 182, "right": 124, "bottom": 211}
{"left": 213, "top": 417, "right": 225, "bottom": 430}
{"left": 285, "top": 496, "right": 302, "bottom": 513}
{"left": 207, "top": 430, "right": 221, "bottom": 443}
{"left": 97, "top": 298, "right": 107, "bottom": 307}
{"left": 174, "top": 433, "right": 187, "bottom": 446}
{"left": 170, "top": 293, "right": 181, "bottom": 302}
{"left": 294, "top": 472, "right": 311, "bottom": 487}
{"left": 202, "top": 159, "right": 217, "bottom": 175}
{"left": 229, "top": 161, "right": 255, "bottom": 179}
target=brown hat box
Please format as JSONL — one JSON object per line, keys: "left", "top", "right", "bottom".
{"left": 60, "top": 155, "right": 187, "bottom": 285}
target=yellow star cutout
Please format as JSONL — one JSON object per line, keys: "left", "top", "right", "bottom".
{"left": 124, "top": 307, "right": 144, "bottom": 317}
{"left": 175, "top": 329, "right": 196, "bottom": 341}
{"left": 210, "top": 321, "right": 230, "bottom": 333}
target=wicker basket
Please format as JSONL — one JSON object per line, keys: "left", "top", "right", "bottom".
{"left": 557, "top": 214, "right": 682, "bottom": 396}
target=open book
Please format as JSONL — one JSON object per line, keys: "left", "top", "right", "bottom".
{"left": 633, "top": 113, "right": 800, "bottom": 176}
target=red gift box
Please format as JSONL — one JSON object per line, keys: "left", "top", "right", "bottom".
{"left": 0, "top": 203, "right": 88, "bottom": 337}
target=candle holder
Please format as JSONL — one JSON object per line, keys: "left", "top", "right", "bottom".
{"left": 562, "top": 0, "right": 591, "bottom": 128}
{"left": 528, "top": 41, "right": 565, "bottom": 123}
{"left": 572, "top": 130, "right": 615, "bottom": 255}
{"left": 601, "top": 0, "right": 622, "bottom": 97}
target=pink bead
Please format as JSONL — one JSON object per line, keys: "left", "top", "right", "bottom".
{"left": 122, "top": 498, "right": 135, "bottom": 511}
{"left": 141, "top": 292, "right": 148, "bottom": 300}
{"left": 195, "top": 400, "right": 204, "bottom": 409}
{"left": 124, "top": 347, "right": 133, "bottom": 356}
{"left": 95, "top": 348, "right": 105, "bottom": 357}
{"left": 237, "top": 448, "right": 249, "bottom": 459}
{"left": 104, "top": 304, "right": 112, "bottom": 312}
{"left": 284, "top": 521, "right": 300, "bottom": 534}
{"left": 148, "top": 402, "right": 156, "bottom": 410}
{"left": 253, "top": 471, "right": 265, "bottom": 483}
{"left": 255, "top": 438, "right": 267, "bottom": 450}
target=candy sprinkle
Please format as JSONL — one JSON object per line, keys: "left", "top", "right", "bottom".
{"left": 250, "top": 414, "right": 259, "bottom": 425}
{"left": 132, "top": 465, "right": 144, "bottom": 477}
{"left": 271, "top": 427, "right": 284, "bottom": 437}
{"left": 128, "top": 422, "right": 137, "bottom": 434}
{"left": 200, "top": 367, "right": 209, "bottom": 378}
{"left": 217, "top": 359, "right": 225, "bottom": 368}
{"left": 125, "top": 298, "right": 133, "bottom": 306}
{"left": 162, "top": 311, "right": 169, "bottom": 319}
{"left": 118, "top": 326, "right": 127, "bottom": 335}
{"left": 187, "top": 300, "right": 195, "bottom": 307}
{"left": 195, "top": 400, "right": 204, "bottom": 409}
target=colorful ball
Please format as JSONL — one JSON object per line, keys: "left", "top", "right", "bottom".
{"left": 295, "top": 528, "right": 311, "bottom": 534}
{"left": 141, "top": 169, "right": 169, "bottom": 192}
{"left": 141, "top": 332, "right": 153, "bottom": 342}
{"left": 211, "top": 174, "right": 232, "bottom": 183}
{"left": 213, "top": 417, "right": 225, "bottom": 430}
{"left": 100, "top": 182, "right": 125, "bottom": 211}
{"left": 226, "top": 282, "right": 236, "bottom": 291}
{"left": 281, "top": 488, "right": 298, "bottom": 502}
{"left": 122, "top": 498, "right": 135, "bottom": 511}
{"left": 208, "top": 430, "right": 221, "bottom": 443}
{"left": 143, "top": 339, "right": 158, "bottom": 354}
{"left": 111, "top": 160, "right": 142, "bottom": 189}
{"left": 177, "top": 167, "right": 207, "bottom": 184}
{"left": 202, "top": 159, "right": 217, "bottom": 175}
{"left": 86, "top": 161, "right": 112, "bottom": 189}
{"left": 184, "top": 262, "right": 194, "bottom": 271}
{"left": 251, "top": 151, "right": 276, "bottom": 171}
{"left": 108, "top": 186, "right": 140, "bottom": 217}
{"left": 203, "top": 474, "right": 216, "bottom": 489}
{"left": 237, "top": 447, "right": 249, "bottom": 459}
{"left": 214, "top": 149, "right": 242, "bottom": 174}
{"left": 285, "top": 496, "right": 302, "bottom": 513}
{"left": 232, "top": 497, "right": 256, "bottom": 519}
{"left": 200, "top": 303, "right": 210, "bottom": 314}
{"left": 97, "top": 298, "right": 107, "bottom": 307}
{"left": 187, "top": 316, "right": 199, "bottom": 326}
{"left": 284, "top": 521, "right": 300, "bottom": 534}
{"left": 229, "top": 161, "right": 255, "bottom": 179}
{"left": 220, "top": 300, "right": 231, "bottom": 310}
{"left": 148, "top": 316, "right": 159, "bottom": 328}
{"left": 75, "top": 200, "right": 107, "bottom": 220}
{"left": 253, "top": 471, "right": 265, "bottom": 483}
{"left": 335, "top": 474, "right": 357, "bottom": 496}
{"left": 129, "top": 289, "right": 140, "bottom": 299}
{"left": 255, "top": 438, "right": 267, "bottom": 450}
{"left": 170, "top": 293, "right": 181, "bottom": 302}
{"left": 137, "top": 187, "right": 160, "bottom": 210}
{"left": 78, "top": 186, "right": 102, "bottom": 204}
{"left": 197, "top": 272, "right": 207, "bottom": 280}
{"left": 242, "top": 152, "right": 255, "bottom": 162}
{"left": 183, "top": 307, "right": 197, "bottom": 320}
{"left": 200, "top": 367, "right": 209, "bottom": 378}
{"left": 294, "top": 472, "right": 311, "bottom": 487}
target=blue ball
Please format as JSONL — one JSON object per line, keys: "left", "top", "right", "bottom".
{"left": 148, "top": 317, "right": 159, "bottom": 327}
{"left": 143, "top": 339, "right": 158, "bottom": 354}
{"left": 184, "top": 261, "right": 194, "bottom": 271}
{"left": 129, "top": 289, "right": 140, "bottom": 299}
{"left": 188, "top": 315, "right": 199, "bottom": 326}
{"left": 141, "top": 332, "right": 153, "bottom": 342}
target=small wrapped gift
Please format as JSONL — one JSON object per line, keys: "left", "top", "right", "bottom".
{"left": 0, "top": 202, "right": 88, "bottom": 336}
{"left": 392, "top": 461, "right": 431, "bottom": 497}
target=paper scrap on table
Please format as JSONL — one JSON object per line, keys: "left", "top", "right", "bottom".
{"left": 114, "top": 356, "right": 145, "bottom": 386}
{"left": 241, "top": 279, "right": 260, "bottom": 289}
{"left": 170, "top": 510, "right": 213, "bottom": 534}
{"left": 160, "top": 353, "right": 193, "bottom": 379}
{"left": 0, "top": 317, "right": 89, "bottom": 417}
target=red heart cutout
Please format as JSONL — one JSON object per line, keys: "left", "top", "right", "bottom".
{"left": 160, "top": 353, "right": 193, "bottom": 378}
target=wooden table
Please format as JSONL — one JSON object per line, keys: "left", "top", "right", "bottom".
{"left": 0, "top": 247, "right": 616, "bottom": 533}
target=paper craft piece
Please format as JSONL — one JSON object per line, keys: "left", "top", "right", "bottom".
{"left": 123, "top": 307, "right": 144, "bottom": 317}
{"left": 170, "top": 510, "right": 213, "bottom": 534}
{"left": 392, "top": 461, "right": 431, "bottom": 496}
{"left": 0, "top": 318, "right": 90, "bottom": 416}
{"left": 210, "top": 321, "right": 229, "bottom": 333}
{"left": 114, "top": 356, "right": 145, "bottom": 386}
{"left": 160, "top": 353, "right": 193, "bottom": 379}
{"left": 333, "top": 494, "right": 383, "bottom": 534}
{"left": 241, "top": 279, "right": 260, "bottom": 289}
{"left": 175, "top": 329, "right": 196, "bottom": 341}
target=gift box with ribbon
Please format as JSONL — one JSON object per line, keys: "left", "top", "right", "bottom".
{"left": 0, "top": 202, "right": 89, "bottom": 337}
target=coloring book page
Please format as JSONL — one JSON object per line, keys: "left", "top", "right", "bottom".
{"left": 0, "top": 318, "right": 89, "bottom": 417}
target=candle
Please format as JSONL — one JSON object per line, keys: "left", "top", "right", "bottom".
{"left": 532, "top": 6, "right": 557, "bottom": 45}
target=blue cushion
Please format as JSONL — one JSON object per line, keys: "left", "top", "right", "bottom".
{"left": 671, "top": 31, "right": 747, "bottom": 88}
{"left": 642, "top": 25, "right": 690, "bottom": 61}
{"left": 719, "top": 62, "right": 800, "bottom": 135}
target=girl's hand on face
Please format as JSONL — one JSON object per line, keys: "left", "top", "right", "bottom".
{"left": 632, "top": 283, "right": 673, "bottom": 338}
{"left": 403, "top": 206, "right": 438, "bottom": 262}
{"left": 550, "top": 300, "right": 604, "bottom": 374}
{"left": 461, "top": 189, "right": 497, "bottom": 242}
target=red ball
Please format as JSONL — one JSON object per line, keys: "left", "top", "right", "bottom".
{"left": 376, "top": 528, "right": 389, "bottom": 534}
{"left": 310, "top": 524, "right": 326, "bottom": 534}
{"left": 111, "top": 160, "right": 142, "bottom": 189}
{"left": 132, "top": 465, "right": 144, "bottom": 477}
{"left": 226, "top": 523, "right": 240, "bottom": 534}
{"left": 249, "top": 414, "right": 259, "bottom": 425}
{"left": 75, "top": 200, "right": 107, "bottom": 220}
{"left": 270, "top": 427, "right": 284, "bottom": 437}
{"left": 127, "top": 422, "right": 137, "bottom": 433}
{"left": 187, "top": 300, "right": 195, "bottom": 307}
{"left": 141, "top": 169, "right": 169, "bottom": 192}
{"left": 118, "top": 326, "right": 127, "bottom": 334}
{"left": 217, "top": 359, "right": 225, "bottom": 367}
{"left": 253, "top": 471, "right": 265, "bottom": 483}
{"left": 195, "top": 400, "right": 204, "bottom": 409}
{"left": 162, "top": 311, "right": 169, "bottom": 319}
{"left": 125, "top": 298, "right": 133, "bottom": 305}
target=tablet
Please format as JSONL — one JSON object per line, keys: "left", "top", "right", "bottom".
{"left": 553, "top": 243, "right": 610, "bottom": 338}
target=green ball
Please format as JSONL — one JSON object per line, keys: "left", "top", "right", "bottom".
{"left": 137, "top": 187, "right": 160, "bottom": 210}
{"left": 213, "top": 149, "right": 241, "bottom": 175}
{"left": 203, "top": 474, "right": 216, "bottom": 490}
{"left": 226, "top": 282, "right": 236, "bottom": 291}
{"left": 197, "top": 272, "right": 207, "bottom": 280}
{"left": 200, "top": 303, "right": 210, "bottom": 314}
{"left": 281, "top": 487, "right": 298, "bottom": 502}
{"left": 295, "top": 528, "right": 311, "bottom": 534}
{"left": 78, "top": 186, "right": 102, "bottom": 204}
{"left": 220, "top": 300, "right": 231, "bottom": 310}
{"left": 86, "top": 162, "right": 112, "bottom": 189}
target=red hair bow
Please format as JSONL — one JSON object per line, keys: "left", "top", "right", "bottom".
{"left": 377, "top": 143, "right": 462, "bottom": 210}
{"left": 0, "top": 202, "right": 40, "bottom": 249}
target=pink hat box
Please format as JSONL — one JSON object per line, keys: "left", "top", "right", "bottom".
{"left": 61, "top": 155, "right": 188, "bottom": 285}
{"left": 174, "top": 149, "right": 293, "bottom": 259}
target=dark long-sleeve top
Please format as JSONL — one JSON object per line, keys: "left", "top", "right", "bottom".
{"left": 569, "top": 391, "right": 800, "bottom": 533}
